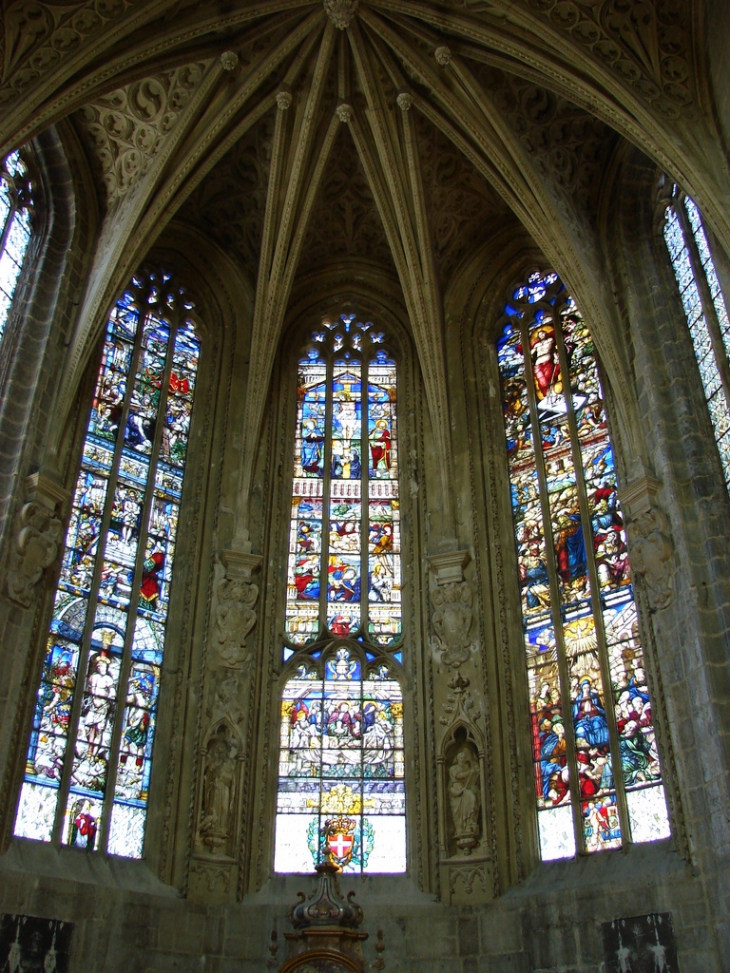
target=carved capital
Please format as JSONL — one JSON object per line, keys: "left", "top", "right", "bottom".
{"left": 5, "top": 474, "right": 67, "bottom": 607}
{"left": 619, "top": 473, "right": 661, "bottom": 520}
{"left": 428, "top": 549, "right": 470, "bottom": 586}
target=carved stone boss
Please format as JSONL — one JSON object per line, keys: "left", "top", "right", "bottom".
{"left": 6, "top": 473, "right": 67, "bottom": 607}
{"left": 620, "top": 474, "right": 674, "bottom": 611}
{"left": 428, "top": 551, "right": 476, "bottom": 668}
{"left": 216, "top": 549, "right": 263, "bottom": 667}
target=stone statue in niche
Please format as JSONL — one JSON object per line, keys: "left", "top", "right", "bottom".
{"left": 216, "top": 575, "right": 258, "bottom": 667}
{"left": 448, "top": 746, "right": 481, "bottom": 855}
{"left": 627, "top": 507, "right": 674, "bottom": 611}
{"left": 199, "top": 727, "right": 237, "bottom": 855}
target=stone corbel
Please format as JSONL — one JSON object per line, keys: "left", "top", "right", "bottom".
{"left": 215, "top": 548, "right": 263, "bottom": 668}
{"left": 6, "top": 473, "right": 67, "bottom": 607}
{"left": 428, "top": 551, "right": 475, "bottom": 668}
{"left": 620, "top": 474, "right": 674, "bottom": 611}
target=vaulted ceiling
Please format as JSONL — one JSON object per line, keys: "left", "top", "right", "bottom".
{"left": 1, "top": 0, "right": 722, "bottom": 534}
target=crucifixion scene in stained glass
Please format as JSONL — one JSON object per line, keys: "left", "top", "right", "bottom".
{"left": 284, "top": 313, "right": 401, "bottom": 650}
{"left": 277, "top": 312, "right": 406, "bottom": 874}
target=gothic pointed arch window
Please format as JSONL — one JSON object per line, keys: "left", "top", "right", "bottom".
{"left": 275, "top": 312, "right": 406, "bottom": 874}
{"left": 14, "top": 268, "right": 201, "bottom": 858}
{"left": 662, "top": 186, "right": 730, "bottom": 490}
{"left": 496, "top": 270, "right": 670, "bottom": 861}
{"left": 0, "top": 150, "right": 34, "bottom": 341}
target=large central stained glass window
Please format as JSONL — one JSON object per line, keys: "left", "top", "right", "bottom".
{"left": 14, "top": 269, "right": 200, "bottom": 859}
{"left": 275, "top": 312, "right": 406, "bottom": 874}
{"left": 497, "top": 270, "right": 670, "bottom": 861}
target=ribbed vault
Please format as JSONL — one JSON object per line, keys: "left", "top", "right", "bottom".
{"left": 3, "top": 0, "right": 723, "bottom": 537}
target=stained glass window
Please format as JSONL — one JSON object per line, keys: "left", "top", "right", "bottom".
{"left": 663, "top": 187, "right": 730, "bottom": 489}
{"left": 284, "top": 314, "right": 401, "bottom": 648}
{"left": 0, "top": 150, "right": 33, "bottom": 341}
{"left": 276, "top": 313, "right": 406, "bottom": 873}
{"left": 14, "top": 269, "right": 200, "bottom": 859}
{"left": 497, "top": 270, "right": 670, "bottom": 861}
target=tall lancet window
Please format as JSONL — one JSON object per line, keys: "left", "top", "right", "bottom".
{"left": 275, "top": 313, "right": 406, "bottom": 874}
{"left": 663, "top": 186, "right": 730, "bottom": 490}
{"left": 15, "top": 269, "right": 200, "bottom": 859}
{"left": 0, "top": 150, "right": 34, "bottom": 341}
{"left": 497, "top": 270, "right": 670, "bottom": 861}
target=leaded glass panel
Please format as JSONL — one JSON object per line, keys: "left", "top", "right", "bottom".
{"left": 497, "top": 270, "right": 669, "bottom": 861}
{"left": 14, "top": 270, "right": 201, "bottom": 858}
{"left": 663, "top": 189, "right": 730, "bottom": 491}
{"left": 0, "top": 150, "right": 33, "bottom": 341}
{"left": 278, "top": 312, "right": 405, "bottom": 873}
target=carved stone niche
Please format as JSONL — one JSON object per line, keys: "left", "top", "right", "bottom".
{"left": 620, "top": 474, "right": 674, "bottom": 612}
{"left": 190, "top": 722, "right": 242, "bottom": 902}
{"left": 215, "top": 548, "right": 262, "bottom": 668}
{"left": 438, "top": 719, "right": 493, "bottom": 905}
{"left": 5, "top": 473, "right": 67, "bottom": 607}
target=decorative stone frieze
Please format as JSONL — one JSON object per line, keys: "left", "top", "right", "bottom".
{"left": 621, "top": 475, "right": 675, "bottom": 611}
{"left": 216, "top": 548, "right": 262, "bottom": 667}
{"left": 428, "top": 551, "right": 475, "bottom": 668}
{"left": 5, "top": 473, "right": 66, "bottom": 607}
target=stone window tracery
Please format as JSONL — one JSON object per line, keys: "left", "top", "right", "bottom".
{"left": 14, "top": 268, "right": 201, "bottom": 859}
{"left": 662, "top": 187, "right": 730, "bottom": 491}
{"left": 275, "top": 312, "right": 406, "bottom": 874}
{"left": 0, "top": 150, "right": 33, "bottom": 342}
{"left": 497, "top": 270, "right": 670, "bottom": 860}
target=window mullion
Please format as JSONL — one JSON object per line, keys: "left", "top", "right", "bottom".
{"left": 320, "top": 354, "right": 334, "bottom": 633}
{"left": 98, "top": 309, "right": 178, "bottom": 852}
{"left": 518, "top": 314, "right": 586, "bottom": 852}
{"left": 553, "top": 310, "right": 631, "bottom": 849}
{"left": 51, "top": 298, "right": 149, "bottom": 846}
{"left": 361, "top": 354, "right": 368, "bottom": 635}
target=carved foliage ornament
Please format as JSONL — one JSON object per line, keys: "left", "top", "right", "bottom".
{"left": 6, "top": 475, "right": 66, "bottom": 607}
{"left": 323, "top": 0, "right": 360, "bottom": 30}
{"left": 515, "top": 0, "right": 693, "bottom": 118}
{"left": 216, "top": 576, "right": 258, "bottom": 667}
{"left": 627, "top": 507, "right": 674, "bottom": 611}
{"left": 430, "top": 581, "right": 475, "bottom": 668}
{"left": 76, "top": 62, "right": 211, "bottom": 202}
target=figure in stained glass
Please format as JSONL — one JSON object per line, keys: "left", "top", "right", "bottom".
{"left": 498, "top": 269, "right": 669, "bottom": 860}
{"left": 15, "top": 271, "right": 200, "bottom": 858}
